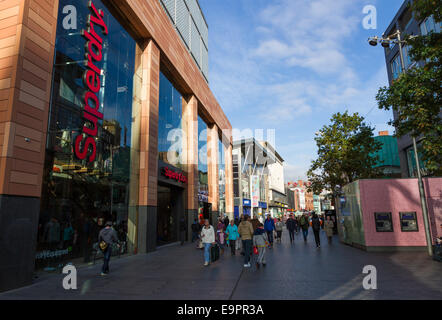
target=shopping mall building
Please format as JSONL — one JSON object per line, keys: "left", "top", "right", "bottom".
{"left": 0, "top": 0, "right": 233, "bottom": 291}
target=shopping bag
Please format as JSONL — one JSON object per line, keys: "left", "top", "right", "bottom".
{"left": 210, "top": 244, "right": 220, "bottom": 262}
{"left": 253, "top": 246, "right": 259, "bottom": 255}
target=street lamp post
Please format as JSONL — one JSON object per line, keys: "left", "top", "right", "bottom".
{"left": 368, "top": 30, "right": 433, "bottom": 256}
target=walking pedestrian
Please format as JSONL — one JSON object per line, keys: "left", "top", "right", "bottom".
{"left": 311, "top": 213, "right": 322, "bottom": 248}
{"left": 226, "top": 220, "right": 240, "bottom": 256}
{"left": 179, "top": 216, "right": 186, "bottom": 245}
{"left": 216, "top": 218, "right": 226, "bottom": 254}
{"left": 253, "top": 223, "right": 269, "bottom": 269}
{"left": 223, "top": 215, "right": 229, "bottom": 230}
{"left": 324, "top": 216, "right": 334, "bottom": 244}
{"left": 98, "top": 221, "right": 119, "bottom": 276}
{"left": 275, "top": 218, "right": 284, "bottom": 243}
{"left": 299, "top": 213, "right": 309, "bottom": 242}
{"left": 264, "top": 215, "right": 275, "bottom": 247}
{"left": 200, "top": 219, "right": 216, "bottom": 266}
{"left": 191, "top": 219, "right": 200, "bottom": 243}
{"left": 238, "top": 215, "right": 254, "bottom": 268}
{"left": 286, "top": 214, "right": 297, "bottom": 243}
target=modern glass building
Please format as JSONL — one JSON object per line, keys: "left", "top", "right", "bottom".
{"left": 0, "top": 0, "right": 233, "bottom": 292}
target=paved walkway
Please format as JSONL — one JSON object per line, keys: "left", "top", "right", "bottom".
{"left": 1, "top": 230, "right": 441, "bottom": 300}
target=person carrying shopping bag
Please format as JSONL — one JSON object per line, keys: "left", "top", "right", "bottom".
{"left": 253, "top": 223, "right": 269, "bottom": 269}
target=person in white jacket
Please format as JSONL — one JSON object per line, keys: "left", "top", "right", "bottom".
{"left": 200, "top": 219, "right": 216, "bottom": 266}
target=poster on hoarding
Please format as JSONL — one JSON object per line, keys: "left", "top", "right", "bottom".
{"left": 251, "top": 175, "right": 260, "bottom": 207}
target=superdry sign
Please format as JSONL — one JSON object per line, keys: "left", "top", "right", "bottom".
{"left": 74, "top": 1, "right": 108, "bottom": 163}
{"left": 161, "top": 167, "right": 187, "bottom": 184}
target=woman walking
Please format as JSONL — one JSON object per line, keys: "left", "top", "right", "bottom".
{"left": 324, "top": 216, "right": 334, "bottom": 244}
{"left": 226, "top": 220, "right": 240, "bottom": 256}
{"left": 200, "top": 219, "right": 216, "bottom": 266}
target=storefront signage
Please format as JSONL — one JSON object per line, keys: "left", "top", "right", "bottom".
{"left": 74, "top": 1, "right": 108, "bottom": 163}
{"left": 35, "top": 249, "right": 70, "bottom": 260}
{"left": 243, "top": 199, "right": 251, "bottom": 207}
{"left": 161, "top": 167, "right": 187, "bottom": 184}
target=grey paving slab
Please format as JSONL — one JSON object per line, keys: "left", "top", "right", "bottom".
{"left": 0, "top": 230, "right": 441, "bottom": 300}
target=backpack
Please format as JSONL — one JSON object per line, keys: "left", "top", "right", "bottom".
{"left": 312, "top": 218, "right": 321, "bottom": 231}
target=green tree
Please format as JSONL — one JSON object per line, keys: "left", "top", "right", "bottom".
{"left": 307, "top": 111, "right": 382, "bottom": 197}
{"left": 376, "top": 0, "right": 442, "bottom": 176}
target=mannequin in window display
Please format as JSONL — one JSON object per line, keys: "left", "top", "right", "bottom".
{"left": 43, "top": 217, "right": 61, "bottom": 250}
{"left": 81, "top": 215, "right": 93, "bottom": 263}
{"left": 63, "top": 222, "right": 74, "bottom": 250}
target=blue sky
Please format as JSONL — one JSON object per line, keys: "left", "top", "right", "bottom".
{"left": 198, "top": 0, "right": 406, "bottom": 181}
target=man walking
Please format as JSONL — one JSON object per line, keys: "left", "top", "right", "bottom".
{"left": 286, "top": 214, "right": 297, "bottom": 243}
{"left": 238, "top": 215, "right": 254, "bottom": 268}
{"left": 264, "top": 215, "right": 275, "bottom": 247}
{"left": 311, "top": 212, "right": 322, "bottom": 248}
{"left": 299, "top": 213, "right": 310, "bottom": 242}
{"left": 98, "top": 221, "right": 119, "bottom": 276}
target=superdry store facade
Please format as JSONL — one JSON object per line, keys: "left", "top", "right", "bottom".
{"left": 0, "top": 0, "right": 233, "bottom": 292}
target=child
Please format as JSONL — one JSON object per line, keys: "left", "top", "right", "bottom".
{"left": 253, "top": 223, "right": 269, "bottom": 269}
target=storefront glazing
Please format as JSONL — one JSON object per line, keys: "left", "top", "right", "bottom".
{"left": 37, "top": 0, "right": 137, "bottom": 268}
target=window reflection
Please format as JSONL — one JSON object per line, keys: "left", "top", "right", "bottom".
{"left": 38, "top": 0, "right": 136, "bottom": 269}
{"left": 158, "top": 72, "right": 183, "bottom": 168}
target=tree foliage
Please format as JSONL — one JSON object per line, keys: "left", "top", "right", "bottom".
{"left": 307, "top": 112, "right": 382, "bottom": 197}
{"left": 376, "top": 0, "right": 442, "bottom": 176}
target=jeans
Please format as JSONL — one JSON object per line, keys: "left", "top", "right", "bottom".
{"left": 192, "top": 231, "right": 199, "bottom": 242}
{"left": 313, "top": 230, "right": 321, "bottom": 247}
{"left": 242, "top": 240, "right": 252, "bottom": 264}
{"left": 102, "top": 246, "right": 112, "bottom": 274}
{"left": 302, "top": 228, "right": 308, "bottom": 241}
{"left": 276, "top": 231, "right": 282, "bottom": 241}
{"left": 266, "top": 231, "right": 274, "bottom": 244}
{"left": 204, "top": 243, "right": 212, "bottom": 263}
{"left": 229, "top": 240, "right": 236, "bottom": 255}
{"left": 288, "top": 230, "right": 295, "bottom": 242}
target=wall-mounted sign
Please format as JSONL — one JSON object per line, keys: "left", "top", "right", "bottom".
{"left": 399, "top": 212, "right": 418, "bottom": 232}
{"left": 243, "top": 199, "right": 251, "bottom": 207}
{"left": 162, "top": 167, "right": 187, "bottom": 184}
{"left": 251, "top": 175, "right": 260, "bottom": 207}
{"left": 74, "top": 1, "right": 108, "bottom": 163}
{"left": 374, "top": 212, "right": 393, "bottom": 232}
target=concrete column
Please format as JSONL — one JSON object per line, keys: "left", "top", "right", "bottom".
{"left": 0, "top": 0, "right": 59, "bottom": 292}
{"left": 135, "top": 39, "right": 160, "bottom": 254}
{"left": 182, "top": 95, "right": 198, "bottom": 233}
{"left": 225, "top": 143, "right": 234, "bottom": 220}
